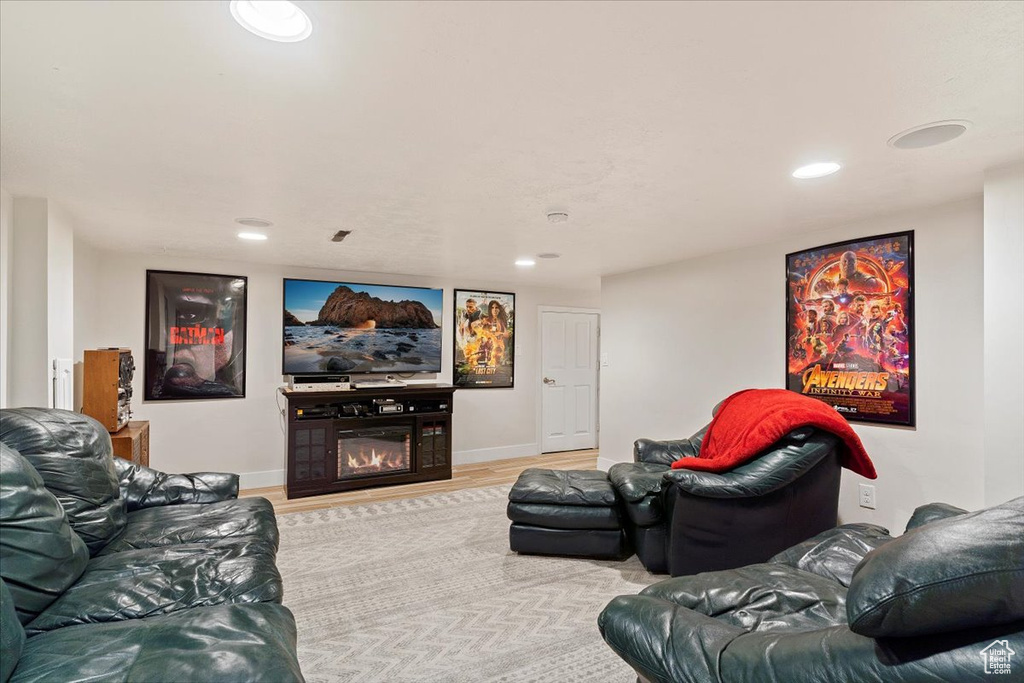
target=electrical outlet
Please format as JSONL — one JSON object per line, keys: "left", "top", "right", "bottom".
{"left": 859, "top": 483, "right": 876, "bottom": 509}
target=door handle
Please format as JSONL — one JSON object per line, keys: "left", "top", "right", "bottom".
{"left": 543, "top": 377, "right": 556, "bottom": 385}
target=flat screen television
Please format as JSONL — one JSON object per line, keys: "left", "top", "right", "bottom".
{"left": 283, "top": 278, "right": 443, "bottom": 375}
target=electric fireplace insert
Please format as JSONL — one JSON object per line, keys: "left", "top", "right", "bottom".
{"left": 337, "top": 425, "right": 412, "bottom": 480}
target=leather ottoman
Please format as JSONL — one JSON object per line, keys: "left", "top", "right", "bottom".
{"left": 507, "top": 468, "right": 632, "bottom": 560}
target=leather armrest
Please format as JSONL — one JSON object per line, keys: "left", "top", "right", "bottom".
{"left": 608, "top": 462, "right": 670, "bottom": 502}
{"left": 634, "top": 438, "right": 698, "bottom": 466}
{"left": 661, "top": 434, "right": 837, "bottom": 498}
{"left": 599, "top": 594, "right": 744, "bottom": 683}
{"left": 112, "top": 458, "right": 239, "bottom": 511}
{"left": 904, "top": 502, "right": 968, "bottom": 532}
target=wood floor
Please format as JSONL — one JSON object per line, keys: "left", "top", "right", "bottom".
{"left": 241, "top": 449, "right": 599, "bottom": 515}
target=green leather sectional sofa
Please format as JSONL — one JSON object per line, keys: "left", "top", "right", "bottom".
{"left": 0, "top": 408, "right": 304, "bottom": 683}
{"left": 599, "top": 497, "right": 1024, "bottom": 683}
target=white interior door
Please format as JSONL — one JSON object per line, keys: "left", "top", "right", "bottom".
{"left": 541, "top": 311, "right": 599, "bottom": 453}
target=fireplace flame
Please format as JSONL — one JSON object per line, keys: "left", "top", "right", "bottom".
{"left": 341, "top": 442, "right": 410, "bottom": 479}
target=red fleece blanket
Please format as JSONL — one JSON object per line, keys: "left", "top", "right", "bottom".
{"left": 670, "top": 389, "right": 877, "bottom": 479}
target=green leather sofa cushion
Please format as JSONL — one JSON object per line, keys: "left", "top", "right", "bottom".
{"left": 640, "top": 563, "right": 848, "bottom": 633}
{"left": 0, "top": 580, "right": 25, "bottom": 683}
{"left": 10, "top": 602, "right": 305, "bottom": 683}
{"left": 97, "top": 496, "right": 280, "bottom": 555}
{"left": 25, "top": 538, "right": 282, "bottom": 635}
{"left": 847, "top": 496, "right": 1024, "bottom": 637}
{"left": 0, "top": 445, "right": 89, "bottom": 625}
{"left": 112, "top": 458, "right": 239, "bottom": 511}
{"left": 0, "top": 409, "right": 126, "bottom": 555}
{"left": 720, "top": 621, "right": 1024, "bottom": 683}
{"left": 769, "top": 523, "right": 893, "bottom": 587}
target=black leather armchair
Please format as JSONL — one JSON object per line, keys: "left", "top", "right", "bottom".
{"left": 609, "top": 412, "right": 843, "bottom": 576}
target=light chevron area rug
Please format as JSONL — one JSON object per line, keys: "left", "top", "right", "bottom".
{"left": 276, "top": 484, "right": 659, "bottom": 683}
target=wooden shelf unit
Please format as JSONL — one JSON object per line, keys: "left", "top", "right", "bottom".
{"left": 111, "top": 421, "right": 150, "bottom": 467}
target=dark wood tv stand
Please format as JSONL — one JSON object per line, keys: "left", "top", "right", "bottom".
{"left": 283, "top": 384, "right": 455, "bottom": 499}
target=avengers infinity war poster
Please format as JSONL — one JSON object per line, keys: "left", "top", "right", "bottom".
{"left": 785, "top": 232, "right": 915, "bottom": 426}
{"left": 453, "top": 289, "right": 515, "bottom": 388}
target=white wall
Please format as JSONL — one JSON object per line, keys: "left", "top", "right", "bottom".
{"left": 983, "top": 164, "right": 1024, "bottom": 507}
{"left": 73, "top": 236, "right": 103, "bottom": 411}
{"left": 9, "top": 198, "right": 50, "bottom": 408}
{"left": 5, "top": 198, "right": 78, "bottom": 409}
{"left": 47, "top": 202, "right": 75, "bottom": 381}
{"left": 600, "top": 199, "right": 985, "bottom": 534}
{"left": 75, "top": 249, "right": 599, "bottom": 486}
{"left": 0, "top": 187, "right": 12, "bottom": 407}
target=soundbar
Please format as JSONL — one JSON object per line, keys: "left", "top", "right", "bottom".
{"left": 353, "top": 379, "right": 406, "bottom": 389}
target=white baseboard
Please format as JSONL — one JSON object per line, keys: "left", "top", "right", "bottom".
{"left": 596, "top": 456, "right": 625, "bottom": 472}
{"left": 453, "top": 442, "right": 539, "bottom": 466}
{"left": 240, "top": 469, "right": 285, "bottom": 490}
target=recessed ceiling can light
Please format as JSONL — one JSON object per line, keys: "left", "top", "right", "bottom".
{"left": 888, "top": 120, "right": 971, "bottom": 149}
{"left": 238, "top": 232, "right": 269, "bottom": 241}
{"left": 546, "top": 212, "right": 569, "bottom": 223}
{"left": 235, "top": 217, "right": 273, "bottom": 228}
{"left": 537, "top": 253, "right": 561, "bottom": 259}
{"left": 792, "top": 162, "right": 842, "bottom": 179}
{"left": 515, "top": 258, "right": 536, "bottom": 267}
{"left": 229, "top": 0, "right": 313, "bottom": 43}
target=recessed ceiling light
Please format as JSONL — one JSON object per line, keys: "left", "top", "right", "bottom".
{"left": 537, "top": 253, "right": 561, "bottom": 259}
{"left": 235, "top": 217, "right": 273, "bottom": 228}
{"left": 888, "top": 120, "right": 971, "bottom": 149}
{"left": 792, "top": 162, "right": 842, "bottom": 179}
{"left": 229, "top": 0, "right": 313, "bottom": 43}
{"left": 515, "top": 258, "right": 536, "bottom": 267}
{"left": 238, "top": 232, "right": 268, "bottom": 241}
{"left": 546, "top": 212, "right": 569, "bottom": 223}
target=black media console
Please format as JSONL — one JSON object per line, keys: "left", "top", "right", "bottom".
{"left": 283, "top": 384, "right": 455, "bottom": 499}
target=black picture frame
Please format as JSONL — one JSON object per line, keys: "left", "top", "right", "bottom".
{"left": 453, "top": 289, "right": 515, "bottom": 389}
{"left": 144, "top": 270, "right": 248, "bottom": 401}
{"left": 785, "top": 231, "right": 915, "bottom": 427}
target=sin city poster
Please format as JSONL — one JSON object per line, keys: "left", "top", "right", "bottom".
{"left": 453, "top": 290, "right": 515, "bottom": 388}
{"left": 145, "top": 270, "right": 248, "bottom": 400}
{"left": 785, "top": 231, "right": 915, "bottom": 426}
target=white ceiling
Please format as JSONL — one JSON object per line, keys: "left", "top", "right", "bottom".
{"left": 2, "top": 1, "right": 1022, "bottom": 289}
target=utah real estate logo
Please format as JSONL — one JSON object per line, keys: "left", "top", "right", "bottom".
{"left": 980, "top": 640, "right": 1015, "bottom": 675}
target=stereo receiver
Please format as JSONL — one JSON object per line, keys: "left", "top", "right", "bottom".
{"left": 288, "top": 374, "right": 351, "bottom": 392}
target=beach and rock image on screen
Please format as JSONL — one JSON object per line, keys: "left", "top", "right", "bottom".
{"left": 283, "top": 280, "right": 443, "bottom": 374}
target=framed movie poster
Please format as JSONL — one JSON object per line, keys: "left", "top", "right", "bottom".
{"left": 145, "top": 270, "right": 248, "bottom": 400}
{"left": 785, "top": 231, "right": 915, "bottom": 426}
{"left": 453, "top": 290, "right": 515, "bottom": 388}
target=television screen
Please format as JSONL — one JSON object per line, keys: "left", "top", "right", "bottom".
{"left": 283, "top": 278, "right": 443, "bottom": 375}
